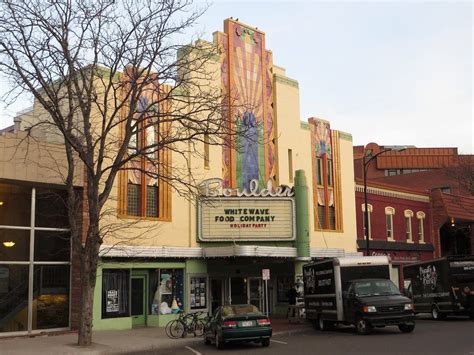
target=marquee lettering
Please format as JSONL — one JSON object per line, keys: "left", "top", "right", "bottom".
{"left": 198, "top": 178, "right": 294, "bottom": 197}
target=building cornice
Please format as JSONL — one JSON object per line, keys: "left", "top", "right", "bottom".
{"left": 274, "top": 74, "right": 299, "bottom": 88}
{"left": 355, "top": 184, "right": 430, "bottom": 202}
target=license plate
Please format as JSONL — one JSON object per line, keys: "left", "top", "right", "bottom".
{"left": 240, "top": 320, "right": 253, "bottom": 327}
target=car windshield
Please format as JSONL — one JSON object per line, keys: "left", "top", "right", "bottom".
{"left": 353, "top": 280, "right": 400, "bottom": 297}
{"left": 222, "top": 304, "right": 260, "bottom": 317}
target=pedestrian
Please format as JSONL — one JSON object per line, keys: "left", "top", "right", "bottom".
{"left": 287, "top": 284, "right": 298, "bottom": 318}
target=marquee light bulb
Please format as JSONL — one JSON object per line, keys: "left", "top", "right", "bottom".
{"left": 3, "top": 241, "right": 15, "bottom": 248}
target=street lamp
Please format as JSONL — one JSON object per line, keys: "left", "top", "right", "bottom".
{"left": 363, "top": 146, "right": 407, "bottom": 256}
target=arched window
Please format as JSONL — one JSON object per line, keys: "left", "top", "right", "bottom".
{"left": 416, "top": 211, "right": 426, "bottom": 243}
{"left": 361, "top": 204, "right": 373, "bottom": 240}
{"left": 385, "top": 207, "right": 395, "bottom": 241}
{"left": 404, "top": 210, "right": 414, "bottom": 243}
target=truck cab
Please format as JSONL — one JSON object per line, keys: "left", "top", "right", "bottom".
{"left": 342, "top": 279, "right": 415, "bottom": 334}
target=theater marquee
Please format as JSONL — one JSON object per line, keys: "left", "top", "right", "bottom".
{"left": 198, "top": 197, "right": 295, "bottom": 241}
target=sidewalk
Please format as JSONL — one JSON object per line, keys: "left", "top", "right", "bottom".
{"left": 0, "top": 318, "right": 312, "bottom": 355}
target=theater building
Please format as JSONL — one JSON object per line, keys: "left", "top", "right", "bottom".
{"left": 0, "top": 19, "right": 359, "bottom": 334}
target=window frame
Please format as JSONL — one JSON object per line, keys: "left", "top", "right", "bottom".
{"left": 361, "top": 204, "right": 373, "bottom": 240}
{"left": 404, "top": 210, "right": 414, "bottom": 243}
{"left": 416, "top": 211, "right": 426, "bottom": 243}
{"left": 385, "top": 207, "right": 395, "bottom": 241}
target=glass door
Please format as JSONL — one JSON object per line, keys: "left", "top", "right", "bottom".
{"left": 248, "top": 277, "right": 263, "bottom": 311}
{"left": 210, "top": 278, "right": 224, "bottom": 314}
{"left": 230, "top": 277, "right": 247, "bottom": 304}
{"left": 131, "top": 276, "right": 146, "bottom": 326}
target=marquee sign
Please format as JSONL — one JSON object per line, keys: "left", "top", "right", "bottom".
{"left": 198, "top": 197, "right": 295, "bottom": 241}
{"left": 197, "top": 178, "right": 295, "bottom": 242}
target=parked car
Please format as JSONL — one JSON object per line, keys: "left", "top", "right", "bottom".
{"left": 203, "top": 304, "right": 272, "bottom": 349}
{"left": 403, "top": 256, "right": 474, "bottom": 319}
{"left": 304, "top": 256, "right": 415, "bottom": 335}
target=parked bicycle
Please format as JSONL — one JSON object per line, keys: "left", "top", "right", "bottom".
{"left": 165, "top": 311, "right": 208, "bottom": 339}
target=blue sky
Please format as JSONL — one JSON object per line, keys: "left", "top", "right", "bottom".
{"left": 1, "top": 1, "right": 472, "bottom": 153}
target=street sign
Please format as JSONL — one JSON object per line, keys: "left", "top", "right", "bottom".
{"left": 262, "top": 269, "right": 270, "bottom": 281}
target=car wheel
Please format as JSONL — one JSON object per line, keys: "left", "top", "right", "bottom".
{"left": 262, "top": 338, "right": 270, "bottom": 347}
{"left": 431, "top": 306, "right": 446, "bottom": 321}
{"left": 398, "top": 323, "right": 415, "bottom": 333}
{"left": 215, "top": 333, "right": 224, "bottom": 350}
{"left": 355, "top": 318, "right": 372, "bottom": 335}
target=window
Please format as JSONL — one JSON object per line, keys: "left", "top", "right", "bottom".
{"left": 120, "top": 96, "right": 171, "bottom": 220}
{"left": 0, "top": 184, "right": 71, "bottom": 334}
{"left": 149, "top": 269, "right": 184, "bottom": 315}
{"left": 385, "top": 169, "right": 399, "bottom": 176}
{"left": 204, "top": 134, "right": 210, "bottom": 169}
{"left": 316, "top": 158, "right": 323, "bottom": 185}
{"left": 361, "top": 204, "right": 373, "bottom": 240}
{"left": 317, "top": 204, "right": 325, "bottom": 229}
{"left": 440, "top": 186, "right": 451, "bottom": 193}
{"left": 146, "top": 185, "right": 158, "bottom": 217}
{"left": 189, "top": 275, "right": 208, "bottom": 311}
{"left": 127, "top": 183, "right": 141, "bottom": 216}
{"left": 416, "top": 211, "right": 426, "bottom": 243}
{"left": 288, "top": 149, "right": 293, "bottom": 183}
{"left": 327, "top": 160, "right": 333, "bottom": 186}
{"left": 102, "top": 269, "right": 130, "bottom": 319}
{"left": 404, "top": 210, "right": 414, "bottom": 242}
{"left": 328, "top": 206, "right": 336, "bottom": 229}
{"left": 385, "top": 207, "right": 395, "bottom": 240}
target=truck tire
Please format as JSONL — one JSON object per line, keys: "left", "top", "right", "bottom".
{"left": 431, "top": 305, "right": 446, "bottom": 320}
{"left": 318, "top": 316, "right": 335, "bottom": 331}
{"left": 355, "top": 318, "right": 372, "bottom": 335}
{"left": 398, "top": 323, "right": 415, "bottom": 333}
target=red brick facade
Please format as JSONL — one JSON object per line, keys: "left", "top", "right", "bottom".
{"left": 355, "top": 183, "right": 435, "bottom": 263}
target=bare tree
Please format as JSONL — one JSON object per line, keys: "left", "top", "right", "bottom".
{"left": 444, "top": 155, "right": 474, "bottom": 196}
{"left": 0, "top": 0, "right": 239, "bottom": 345}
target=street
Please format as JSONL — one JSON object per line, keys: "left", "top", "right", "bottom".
{"left": 129, "top": 318, "right": 474, "bottom": 355}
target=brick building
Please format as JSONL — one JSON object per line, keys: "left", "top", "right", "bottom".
{"left": 355, "top": 180, "right": 434, "bottom": 286}
{"left": 354, "top": 143, "right": 473, "bottom": 261}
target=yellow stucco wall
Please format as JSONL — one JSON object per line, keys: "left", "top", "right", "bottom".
{"left": 2, "top": 26, "right": 357, "bottom": 253}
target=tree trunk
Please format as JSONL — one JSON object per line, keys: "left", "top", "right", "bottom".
{"left": 77, "top": 232, "right": 100, "bottom": 346}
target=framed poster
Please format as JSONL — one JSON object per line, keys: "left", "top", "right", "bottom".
{"left": 106, "top": 289, "right": 119, "bottom": 313}
{"left": 189, "top": 274, "right": 208, "bottom": 311}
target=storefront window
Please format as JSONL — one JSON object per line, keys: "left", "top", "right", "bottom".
{"left": 0, "top": 184, "right": 71, "bottom": 335}
{"left": 276, "top": 275, "right": 292, "bottom": 303}
{"left": 34, "top": 231, "right": 70, "bottom": 262}
{"left": 0, "top": 184, "right": 31, "bottom": 227}
{"left": 149, "top": 269, "right": 184, "bottom": 315}
{"left": 0, "top": 229, "right": 30, "bottom": 262}
{"left": 0, "top": 265, "right": 29, "bottom": 333}
{"left": 33, "top": 265, "right": 69, "bottom": 330}
{"left": 189, "top": 276, "right": 207, "bottom": 311}
{"left": 102, "top": 269, "right": 130, "bottom": 319}
{"left": 35, "top": 189, "right": 69, "bottom": 228}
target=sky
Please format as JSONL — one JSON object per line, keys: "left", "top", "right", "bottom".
{"left": 0, "top": 0, "right": 472, "bottom": 153}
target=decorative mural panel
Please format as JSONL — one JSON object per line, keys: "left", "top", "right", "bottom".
{"left": 310, "top": 118, "right": 342, "bottom": 231}
{"left": 219, "top": 19, "right": 277, "bottom": 189}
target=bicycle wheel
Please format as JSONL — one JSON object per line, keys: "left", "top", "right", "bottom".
{"left": 169, "top": 320, "right": 185, "bottom": 338}
{"left": 193, "top": 319, "right": 206, "bottom": 337}
{"left": 165, "top": 320, "right": 175, "bottom": 339}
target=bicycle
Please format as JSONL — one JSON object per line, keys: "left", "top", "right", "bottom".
{"left": 165, "top": 311, "right": 208, "bottom": 339}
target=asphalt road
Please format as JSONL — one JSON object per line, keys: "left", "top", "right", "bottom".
{"left": 129, "top": 317, "right": 474, "bottom": 355}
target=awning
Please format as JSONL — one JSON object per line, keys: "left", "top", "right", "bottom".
{"left": 99, "top": 245, "right": 358, "bottom": 259}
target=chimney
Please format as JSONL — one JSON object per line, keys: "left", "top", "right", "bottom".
{"left": 13, "top": 116, "right": 21, "bottom": 133}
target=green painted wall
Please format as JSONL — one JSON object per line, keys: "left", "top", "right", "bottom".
{"left": 294, "top": 170, "right": 310, "bottom": 259}
{"left": 92, "top": 260, "right": 187, "bottom": 330}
